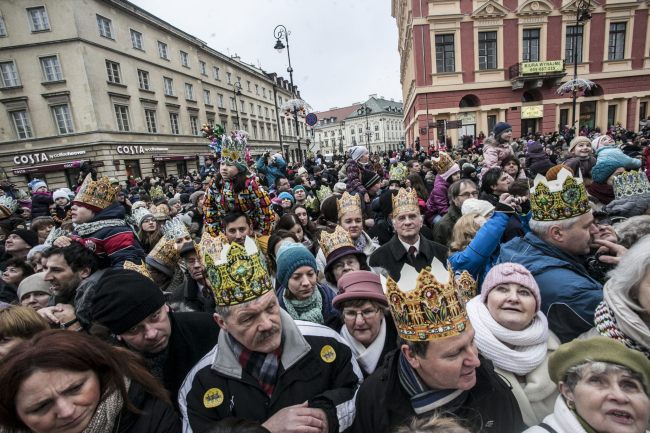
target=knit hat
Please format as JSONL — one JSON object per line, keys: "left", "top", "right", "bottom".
{"left": 591, "top": 148, "right": 642, "bottom": 184}
{"left": 350, "top": 146, "right": 369, "bottom": 162}
{"left": 568, "top": 136, "right": 592, "bottom": 154}
{"left": 297, "top": 167, "right": 308, "bottom": 177}
{"left": 52, "top": 189, "right": 71, "bottom": 202}
{"left": 526, "top": 141, "right": 544, "bottom": 154}
{"left": 26, "top": 244, "right": 49, "bottom": 261}
{"left": 275, "top": 243, "right": 317, "bottom": 289}
{"left": 591, "top": 135, "right": 614, "bottom": 152}
{"left": 333, "top": 182, "right": 347, "bottom": 194}
{"left": 362, "top": 170, "right": 381, "bottom": 189}
{"left": 493, "top": 122, "right": 512, "bottom": 138}
{"left": 548, "top": 337, "right": 650, "bottom": 391}
{"left": 292, "top": 185, "right": 307, "bottom": 195}
{"left": 461, "top": 199, "right": 495, "bottom": 217}
{"left": 480, "top": 263, "right": 541, "bottom": 311}
{"left": 189, "top": 190, "right": 205, "bottom": 207}
{"left": 278, "top": 192, "right": 294, "bottom": 204}
{"left": 28, "top": 179, "right": 47, "bottom": 192}
{"left": 17, "top": 272, "right": 53, "bottom": 301}
{"left": 440, "top": 163, "right": 460, "bottom": 181}
{"left": 10, "top": 229, "right": 39, "bottom": 247}
{"left": 333, "top": 270, "right": 387, "bottom": 309}
{"left": 91, "top": 269, "right": 166, "bottom": 335}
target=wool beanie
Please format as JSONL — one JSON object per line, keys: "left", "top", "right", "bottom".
{"left": 440, "top": 163, "right": 460, "bottom": 181}
{"left": 350, "top": 146, "right": 369, "bottom": 162}
{"left": 493, "top": 122, "right": 512, "bottom": 138}
{"left": 52, "top": 189, "right": 70, "bottom": 202}
{"left": 28, "top": 179, "right": 47, "bottom": 192}
{"left": 17, "top": 272, "right": 53, "bottom": 300}
{"left": 333, "top": 182, "right": 347, "bottom": 194}
{"left": 91, "top": 269, "right": 166, "bottom": 335}
{"left": 292, "top": 185, "right": 307, "bottom": 195}
{"left": 275, "top": 243, "right": 317, "bottom": 289}
{"left": 10, "top": 229, "right": 39, "bottom": 247}
{"left": 526, "top": 141, "right": 544, "bottom": 155}
{"left": 278, "top": 192, "right": 295, "bottom": 204}
{"left": 591, "top": 135, "right": 614, "bottom": 152}
{"left": 568, "top": 136, "right": 592, "bottom": 154}
{"left": 297, "top": 167, "right": 308, "bottom": 177}
{"left": 480, "top": 262, "right": 541, "bottom": 311}
{"left": 461, "top": 199, "right": 495, "bottom": 217}
{"left": 591, "top": 148, "right": 642, "bottom": 184}
{"left": 362, "top": 170, "right": 382, "bottom": 189}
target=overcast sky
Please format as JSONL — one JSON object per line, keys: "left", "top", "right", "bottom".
{"left": 130, "top": 0, "right": 403, "bottom": 112}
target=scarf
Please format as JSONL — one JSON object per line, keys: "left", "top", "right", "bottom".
{"left": 466, "top": 297, "right": 548, "bottom": 375}
{"left": 282, "top": 287, "right": 324, "bottom": 324}
{"left": 81, "top": 379, "right": 127, "bottom": 433}
{"left": 603, "top": 279, "right": 650, "bottom": 354}
{"left": 397, "top": 351, "right": 468, "bottom": 415}
{"left": 339, "top": 319, "right": 386, "bottom": 374}
{"left": 229, "top": 335, "right": 281, "bottom": 396}
{"left": 74, "top": 219, "right": 126, "bottom": 236}
{"left": 354, "top": 232, "right": 367, "bottom": 252}
{"left": 594, "top": 301, "right": 650, "bottom": 359}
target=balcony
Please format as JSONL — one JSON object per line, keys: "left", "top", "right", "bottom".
{"left": 508, "top": 60, "right": 567, "bottom": 90}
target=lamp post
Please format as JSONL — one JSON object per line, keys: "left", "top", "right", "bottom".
{"left": 570, "top": 0, "right": 592, "bottom": 134}
{"left": 232, "top": 81, "right": 242, "bottom": 130}
{"left": 338, "top": 123, "right": 344, "bottom": 155}
{"left": 274, "top": 25, "right": 303, "bottom": 162}
{"left": 357, "top": 104, "right": 372, "bottom": 150}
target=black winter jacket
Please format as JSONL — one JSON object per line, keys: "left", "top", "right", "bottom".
{"left": 115, "top": 381, "right": 181, "bottom": 433}
{"left": 368, "top": 235, "right": 448, "bottom": 281}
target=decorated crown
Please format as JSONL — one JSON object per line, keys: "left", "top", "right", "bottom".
{"left": 613, "top": 170, "right": 650, "bottom": 200}
{"left": 73, "top": 174, "right": 116, "bottom": 211}
{"left": 220, "top": 131, "right": 248, "bottom": 164}
{"left": 132, "top": 206, "right": 153, "bottom": 227}
{"left": 381, "top": 258, "right": 475, "bottom": 341}
{"left": 123, "top": 260, "right": 153, "bottom": 280}
{"left": 320, "top": 225, "right": 355, "bottom": 258}
{"left": 150, "top": 203, "right": 170, "bottom": 220}
{"left": 431, "top": 152, "right": 454, "bottom": 174}
{"left": 392, "top": 188, "right": 419, "bottom": 216}
{"left": 163, "top": 217, "right": 191, "bottom": 241}
{"left": 43, "top": 227, "right": 70, "bottom": 248}
{"left": 0, "top": 195, "right": 18, "bottom": 216}
{"left": 316, "top": 185, "right": 332, "bottom": 203}
{"left": 146, "top": 235, "right": 179, "bottom": 271}
{"left": 204, "top": 236, "right": 273, "bottom": 307}
{"left": 149, "top": 185, "right": 165, "bottom": 201}
{"left": 336, "top": 191, "right": 361, "bottom": 219}
{"left": 530, "top": 168, "right": 590, "bottom": 221}
{"left": 389, "top": 163, "right": 408, "bottom": 183}
{"left": 197, "top": 231, "right": 227, "bottom": 269}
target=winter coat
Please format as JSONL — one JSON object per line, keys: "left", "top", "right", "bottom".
{"left": 30, "top": 191, "right": 52, "bottom": 218}
{"left": 277, "top": 283, "right": 342, "bottom": 331}
{"left": 345, "top": 158, "right": 367, "bottom": 196}
{"left": 478, "top": 194, "right": 530, "bottom": 242}
{"left": 424, "top": 174, "right": 450, "bottom": 223}
{"left": 178, "top": 311, "right": 362, "bottom": 433}
{"left": 115, "top": 381, "right": 181, "bottom": 433}
{"left": 526, "top": 151, "right": 554, "bottom": 178}
{"left": 563, "top": 156, "right": 596, "bottom": 179}
{"left": 480, "top": 142, "right": 513, "bottom": 179}
{"left": 368, "top": 234, "right": 449, "bottom": 281}
{"left": 523, "top": 395, "right": 597, "bottom": 433}
{"left": 255, "top": 155, "right": 287, "bottom": 188}
{"left": 350, "top": 350, "right": 525, "bottom": 433}
{"left": 497, "top": 232, "right": 603, "bottom": 343}
{"left": 431, "top": 204, "right": 462, "bottom": 247}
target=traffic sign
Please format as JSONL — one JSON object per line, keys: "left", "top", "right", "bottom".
{"left": 305, "top": 113, "right": 318, "bottom": 127}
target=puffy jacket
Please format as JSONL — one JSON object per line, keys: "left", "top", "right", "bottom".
{"left": 345, "top": 158, "right": 367, "bottom": 196}
{"left": 424, "top": 174, "right": 450, "bottom": 223}
{"left": 432, "top": 204, "right": 462, "bottom": 247}
{"left": 255, "top": 155, "right": 287, "bottom": 188}
{"left": 563, "top": 156, "right": 596, "bottom": 179}
{"left": 31, "top": 191, "right": 52, "bottom": 218}
{"left": 480, "top": 142, "right": 513, "bottom": 179}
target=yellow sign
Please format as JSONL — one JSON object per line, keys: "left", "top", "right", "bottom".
{"left": 521, "top": 60, "right": 564, "bottom": 74}
{"left": 320, "top": 345, "right": 337, "bottom": 363}
{"left": 203, "top": 388, "right": 224, "bottom": 408}
{"left": 521, "top": 105, "right": 544, "bottom": 119}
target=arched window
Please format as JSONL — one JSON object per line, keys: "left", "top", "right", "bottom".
{"left": 459, "top": 94, "right": 480, "bottom": 108}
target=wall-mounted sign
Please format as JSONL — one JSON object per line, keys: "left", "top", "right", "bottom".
{"left": 457, "top": 112, "right": 476, "bottom": 124}
{"left": 116, "top": 146, "right": 169, "bottom": 155}
{"left": 521, "top": 60, "right": 564, "bottom": 74}
{"left": 13, "top": 150, "right": 87, "bottom": 166}
{"left": 521, "top": 105, "right": 544, "bottom": 119}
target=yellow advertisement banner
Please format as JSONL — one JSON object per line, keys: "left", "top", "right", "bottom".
{"left": 521, "top": 60, "right": 564, "bottom": 74}
{"left": 521, "top": 105, "right": 544, "bottom": 119}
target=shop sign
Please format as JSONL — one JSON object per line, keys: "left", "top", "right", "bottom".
{"left": 521, "top": 60, "right": 564, "bottom": 74}
{"left": 521, "top": 105, "right": 544, "bottom": 119}
{"left": 116, "top": 146, "right": 169, "bottom": 155}
{"left": 13, "top": 150, "right": 87, "bottom": 166}
{"left": 457, "top": 112, "right": 476, "bottom": 125}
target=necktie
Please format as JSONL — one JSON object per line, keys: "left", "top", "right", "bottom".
{"left": 408, "top": 245, "right": 417, "bottom": 265}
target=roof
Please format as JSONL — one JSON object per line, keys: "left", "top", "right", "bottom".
{"left": 345, "top": 96, "right": 404, "bottom": 120}
{"left": 313, "top": 104, "right": 362, "bottom": 127}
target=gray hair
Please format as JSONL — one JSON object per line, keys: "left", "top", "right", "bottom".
{"left": 606, "top": 234, "right": 650, "bottom": 300}
{"left": 528, "top": 214, "right": 583, "bottom": 240}
{"left": 563, "top": 360, "right": 646, "bottom": 394}
{"left": 614, "top": 216, "right": 650, "bottom": 248}
{"left": 213, "top": 291, "right": 275, "bottom": 320}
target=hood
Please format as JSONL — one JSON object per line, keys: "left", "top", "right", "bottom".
{"left": 90, "top": 202, "right": 126, "bottom": 221}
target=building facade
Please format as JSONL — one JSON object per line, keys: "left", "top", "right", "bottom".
{"left": 314, "top": 95, "right": 405, "bottom": 155}
{"left": 0, "top": 0, "right": 309, "bottom": 189}
{"left": 393, "top": 0, "right": 650, "bottom": 149}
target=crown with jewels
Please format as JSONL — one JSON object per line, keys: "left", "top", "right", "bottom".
{"left": 149, "top": 185, "right": 165, "bottom": 201}
{"left": 204, "top": 236, "right": 273, "bottom": 307}
{"left": 197, "top": 231, "right": 227, "bottom": 269}
{"left": 132, "top": 206, "right": 154, "bottom": 227}
{"left": 431, "top": 152, "right": 454, "bottom": 174}
{"left": 530, "top": 168, "right": 590, "bottom": 222}
{"left": 316, "top": 185, "right": 332, "bottom": 203}
{"left": 336, "top": 191, "right": 361, "bottom": 219}
{"left": 163, "top": 217, "right": 191, "bottom": 242}
{"left": 0, "top": 195, "right": 18, "bottom": 218}
{"left": 123, "top": 260, "right": 153, "bottom": 280}
{"left": 72, "top": 174, "right": 117, "bottom": 211}
{"left": 613, "top": 170, "right": 650, "bottom": 200}
{"left": 146, "top": 235, "right": 179, "bottom": 273}
{"left": 220, "top": 131, "right": 248, "bottom": 164}
{"left": 381, "top": 258, "right": 475, "bottom": 342}
{"left": 320, "top": 225, "right": 355, "bottom": 259}
{"left": 389, "top": 163, "right": 408, "bottom": 183}
{"left": 150, "top": 203, "right": 170, "bottom": 220}
{"left": 392, "top": 187, "right": 420, "bottom": 216}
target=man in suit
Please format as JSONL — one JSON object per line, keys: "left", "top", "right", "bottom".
{"left": 369, "top": 188, "right": 448, "bottom": 280}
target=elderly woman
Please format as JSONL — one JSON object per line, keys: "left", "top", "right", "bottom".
{"left": 466, "top": 263, "right": 560, "bottom": 426}
{"left": 524, "top": 337, "right": 650, "bottom": 433}
{"left": 0, "top": 305, "right": 48, "bottom": 359}
{"left": 333, "top": 270, "right": 397, "bottom": 377}
{"left": 0, "top": 329, "right": 181, "bottom": 433}
{"left": 17, "top": 272, "right": 53, "bottom": 311}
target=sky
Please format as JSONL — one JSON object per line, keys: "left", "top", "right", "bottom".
{"left": 130, "top": 0, "right": 403, "bottom": 112}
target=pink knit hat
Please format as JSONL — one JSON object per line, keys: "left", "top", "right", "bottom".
{"left": 333, "top": 270, "right": 387, "bottom": 309}
{"left": 481, "top": 263, "right": 541, "bottom": 311}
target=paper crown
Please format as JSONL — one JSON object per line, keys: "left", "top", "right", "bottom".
{"left": 0, "top": 195, "right": 18, "bottom": 217}
{"left": 320, "top": 225, "right": 355, "bottom": 259}
{"left": 73, "top": 174, "right": 116, "bottom": 211}
{"left": 336, "top": 191, "right": 361, "bottom": 219}
{"left": 316, "top": 185, "right": 332, "bottom": 203}
{"left": 150, "top": 203, "right": 170, "bottom": 220}
{"left": 392, "top": 188, "right": 419, "bottom": 216}
{"left": 613, "top": 170, "right": 650, "bottom": 200}
{"left": 163, "top": 217, "right": 191, "bottom": 241}
{"left": 530, "top": 168, "right": 590, "bottom": 221}
{"left": 204, "top": 236, "right": 273, "bottom": 307}
{"left": 389, "top": 163, "right": 408, "bottom": 182}
{"left": 132, "top": 206, "right": 153, "bottom": 227}
{"left": 149, "top": 185, "right": 165, "bottom": 201}
{"left": 220, "top": 132, "right": 248, "bottom": 164}
{"left": 431, "top": 152, "right": 454, "bottom": 174}
{"left": 123, "top": 260, "right": 153, "bottom": 280}
{"left": 146, "top": 235, "right": 179, "bottom": 273}
{"left": 382, "top": 258, "right": 475, "bottom": 342}
{"left": 197, "top": 231, "right": 227, "bottom": 269}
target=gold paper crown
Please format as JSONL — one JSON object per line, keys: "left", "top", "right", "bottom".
{"left": 530, "top": 168, "right": 590, "bottom": 221}
{"left": 382, "top": 258, "right": 474, "bottom": 341}
{"left": 73, "top": 174, "right": 116, "bottom": 210}
{"left": 146, "top": 235, "right": 179, "bottom": 271}
{"left": 613, "top": 170, "right": 650, "bottom": 200}
{"left": 0, "top": 195, "right": 18, "bottom": 216}
{"left": 150, "top": 203, "right": 170, "bottom": 220}
{"left": 205, "top": 236, "right": 273, "bottom": 307}
{"left": 431, "top": 152, "right": 454, "bottom": 174}
{"left": 149, "top": 185, "right": 165, "bottom": 201}
{"left": 316, "top": 185, "right": 332, "bottom": 203}
{"left": 220, "top": 133, "right": 247, "bottom": 164}
{"left": 124, "top": 260, "right": 153, "bottom": 280}
{"left": 389, "top": 163, "right": 408, "bottom": 182}
{"left": 392, "top": 188, "right": 420, "bottom": 216}
{"left": 197, "top": 231, "right": 227, "bottom": 269}
{"left": 319, "top": 225, "right": 355, "bottom": 258}
{"left": 336, "top": 191, "right": 361, "bottom": 219}
{"left": 163, "top": 217, "right": 191, "bottom": 241}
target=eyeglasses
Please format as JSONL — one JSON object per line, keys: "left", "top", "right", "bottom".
{"left": 343, "top": 308, "right": 379, "bottom": 321}
{"left": 458, "top": 191, "right": 479, "bottom": 198}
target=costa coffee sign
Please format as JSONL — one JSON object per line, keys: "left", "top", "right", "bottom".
{"left": 116, "top": 145, "right": 168, "bottom": 155}
{"left": 13, "top": 150, "right": 86, "bottom": 166}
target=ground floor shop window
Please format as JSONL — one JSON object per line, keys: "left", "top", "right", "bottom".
{"left": 64, "top": 168, "right": 81, "bottom": 189}
{"left": 176, "top": 161, "right": 187, "bottom": 176}
{"left": 580, "top": 101, "right": 597, "bottom": 130}
{"left": 124, "top": 160, "right": 141, "bottom": 179}
{"left": 521, "top": 118, "right": 538, "bottom": 135}
{"left": 153, "top": 161, "right": 166, "bottom": 178}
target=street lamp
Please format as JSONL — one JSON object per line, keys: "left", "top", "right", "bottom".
{"left": 232, "top": 81, "right": 242, "bottom": 130}
{"left": 357, "top": 104, "right": 372, "bottom": 149}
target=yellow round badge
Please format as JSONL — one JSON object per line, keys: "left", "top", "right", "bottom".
{"left": 320, "top": 345, "right": 336, "bottom": 363}
{"left": 203, "top": 388, "right": 224, "bottom": 408}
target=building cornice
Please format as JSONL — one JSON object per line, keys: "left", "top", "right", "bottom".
{"left": 516, "top": 0, "right": 554, "bottom": 16}
{"left": 471, "top": 0, "right": 511, "bottom": 19}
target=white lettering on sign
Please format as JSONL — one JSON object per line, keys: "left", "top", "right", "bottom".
{"left": 116, "top": 145, "right": 146, "bottom": 154}
{"left": 13, "top": 153, "right": 49, "bottom": 165}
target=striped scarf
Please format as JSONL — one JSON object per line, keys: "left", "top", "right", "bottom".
{"left": 594, "top": 301, "right": 650, "bottom": 359}
{"left": 229, "top": 335, "right": 282, "bottom": 396}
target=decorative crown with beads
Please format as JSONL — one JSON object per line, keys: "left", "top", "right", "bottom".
{"left": 204, "top": 236, "right": 273, "bottom": 307}
{"left": 392, "top": 187, "right": 420, "bottom": 216}
{"left": 316, "top": 185, "right": 332, "bottom": 203}
{"left": 220, "top": 131, "right": 248, "bottom": 164}
{"left": 389, "top": 163, "right": 408, "bottom": 183}
{"left": 73, "top": 174, "right": 116, "bottom": 211}
{"left": 319, "top": 225, "right": 355, "bottom": 259}
{"left": 613, "top": 170, "right": 650, "bottom": 200}
{"left": 431, "top": 152, "right": 454, "bottom": 174}
{"left": 123, "top": 260, "right": 153, "bottom": 280}
{"left": 163, "top": 217, "right": 190, "bottom": 241}
{"left": 197, "top": 231, "right": 227, "bottom": 269}
{"left": 0, "top": 195, "right": 18, "bottom": 216}
{"left": 146, "top": 235, "right": 179, "bottom": 270}
{"left": 381, "top": 258, "right": 474, "bottom": 342}
{"left": 132, "top": 206, "right": 153, "bottom": 227}
{"left": 149, "top": 185, "right": 165, "bottom": 201}
{"left": 336, "top": 191, "right": 361, "bottom": 219}
{"left": 530, "top": 168, "right": 590, "bottom": 221}
{"left": 150, "top": 204, "right": 169, "bottom": 220}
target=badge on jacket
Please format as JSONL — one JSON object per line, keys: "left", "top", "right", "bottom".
{"left": 203, "top": 388, "right": 224, "bottom": 408}
{"left": 320, "top": 345, "right": 336, "bottom": 363}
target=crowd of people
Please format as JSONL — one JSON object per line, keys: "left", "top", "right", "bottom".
{"left": 0, "top": 120, "right": 649, "bottom": 433}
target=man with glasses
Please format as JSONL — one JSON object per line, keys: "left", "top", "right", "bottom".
{"left": 433, "top": 179, "right": 479, "bottom": 247}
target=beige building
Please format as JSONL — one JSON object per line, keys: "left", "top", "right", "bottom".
{"left": 0, "top": 0, "right": 309, "bottom": 189}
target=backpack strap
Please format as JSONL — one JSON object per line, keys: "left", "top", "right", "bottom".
{"left": 538, "top": 422, "right": 559, "bottom": 433}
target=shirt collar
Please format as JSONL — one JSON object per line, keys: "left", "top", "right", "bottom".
{"left": 399, "top": 236, "right": 420, "bottom": 254}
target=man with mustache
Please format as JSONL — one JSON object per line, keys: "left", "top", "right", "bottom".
{"left": 179, "top": 236, "right": 362, "bottom": 433}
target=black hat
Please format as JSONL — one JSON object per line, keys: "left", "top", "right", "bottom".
{"left": 10, "top": 229, "right": 39, "bottom": 247}
{"left": 362, "top": 170, "right": 381, "bottom": 189}
{"left": 91, "top": 269, "right": 165, "bottom": 335}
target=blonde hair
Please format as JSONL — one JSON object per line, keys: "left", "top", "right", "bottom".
{"left": 449, "top": 213, "right": 483, "bottom": 253}
{"left": 392, "top": 415, "right": 470, "bottom": 433}
{"left": 0, "top": 305, "right": 49, "bottom": 340}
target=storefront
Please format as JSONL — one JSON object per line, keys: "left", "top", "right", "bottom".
{"left": 521, "top": 105, "right": 543, "bottom": 135}
{"left": 9, "top": 150, "right": 100, "bottom": 189}
{"left": 152, "top": 155, "right": 198, "bottom": 177}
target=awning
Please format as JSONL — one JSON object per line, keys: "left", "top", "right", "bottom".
{"left": 12, "top": 160, "right": 104, "bottom": 175}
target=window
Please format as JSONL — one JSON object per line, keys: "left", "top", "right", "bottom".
{"left": 478, "top": 31, "right": 497, "bottom": 70}
{"left": 230, "top": 97, "right": 236, "bottom": 110}
{"left": 255, "top": 84, "right": 259, "bottom": 95}
{"left": 375, "top": 133, "right": 380, "bottom": 140}
{"left": 565, "top": 25, "right": 583, "bottom": 64}
{"left": 217, "top": 93, "right": 224, "bottom": 108}
{"left": 249, "top": 102, "right": 254, "bottom": 113}
{"left": 51, "top": 104, "right": 74, "bottom": 134}
{"left": 258, "top": 105, "right": 262, "bottom": 116}
{"left": 213, "top": 66, "right": 220, "bottom": 80}
{"left": 130, "top": 29, "right": 143, "bottom": 50}
{"left": 163, "top": 77, "right": 174, "bottom": 96}
{"left": 11, "top": 110, "right": 33, "bottom": 139}
{"left": 265, "top": 107, "right": 269, "bottom": 118}
{"left": 435, "top": 34, "right": 455, "bottom": 73}
{"left": 0, "top": 16, "right": 7, "bottom": 36}
{"left": 169, "top": 112, "right": 180, "bottom": 134}
{"left": 114, "top": 105, "right": 130, "bottom": 131}
{"left": 487, "top": 115, "right": 497, "bottom": 134}
{"left": 190, "top": 115, "right": 199, "bottom": 135}
{"left": 358, "top": 127, "right": 362, "bottom": 133}
{"left": 28, "top": 7, "right": 50, "bottom": 31}
{"left": 199, "top": 61, "right": 206, "bottom": 75}
{"left": 40, "top": 56, "right": 63, "bottom": 82}
{"left": 203, "top": 89, "right": 211, "bottom": 105}
{"left": 226, "top": 72, "right": 232, "bottom": 84}
{"left": 522, "top": 28, "right": 540, "bottom": 62}
{"left": 237, "top": 76, "right": 241, "bottom": 84}
{"left": 262, "top": 88, "right": 266, "bottom": 98}
{"left": 180, "top": 51, "right": 189, "bottom": 67}
{"left": 608, "top": 22, "right": 626, "bottom": 61}
{"left": 96, "top": 15, "right": 113, "bottom": 39}
{"left": 105, "top": 60, "right": 121, "bottom": 84}
{"left": 0, "top": 61, "right": 20, "bottom": 87}
{"left": 185, "top": 83, "right": 195, "bottom": 101}
{"left": 559, "top": 108, "right": 569, "bottom": 129}
{"left": 374, "top": 124, "right": 379, "bottom": 131}
{"left": 607, "top": 105, "right": 617, "bottom": 127}
{"left": 240, "top": 100, "right": 245, "bottom": 113}
{"left": 144, "top": 109, "right": 157, "bottom": 133}
{"left": 247, "top": 80, "right": 251, "bottom": 91}
{"left": 157, "top": 41, "right": 169, "bottom": 59}
{"left": 137, "top": 69, "right": 150, "bottom": 90}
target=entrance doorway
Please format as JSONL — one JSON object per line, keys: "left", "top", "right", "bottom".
{"left": 521, "top": 118, "right": 538, "bottom": 136}
{"left": 579, "top": 101, "right": 597, "bottom": 130}
{"left": 124, "top": 160, "right": 142, "bottom": 179}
